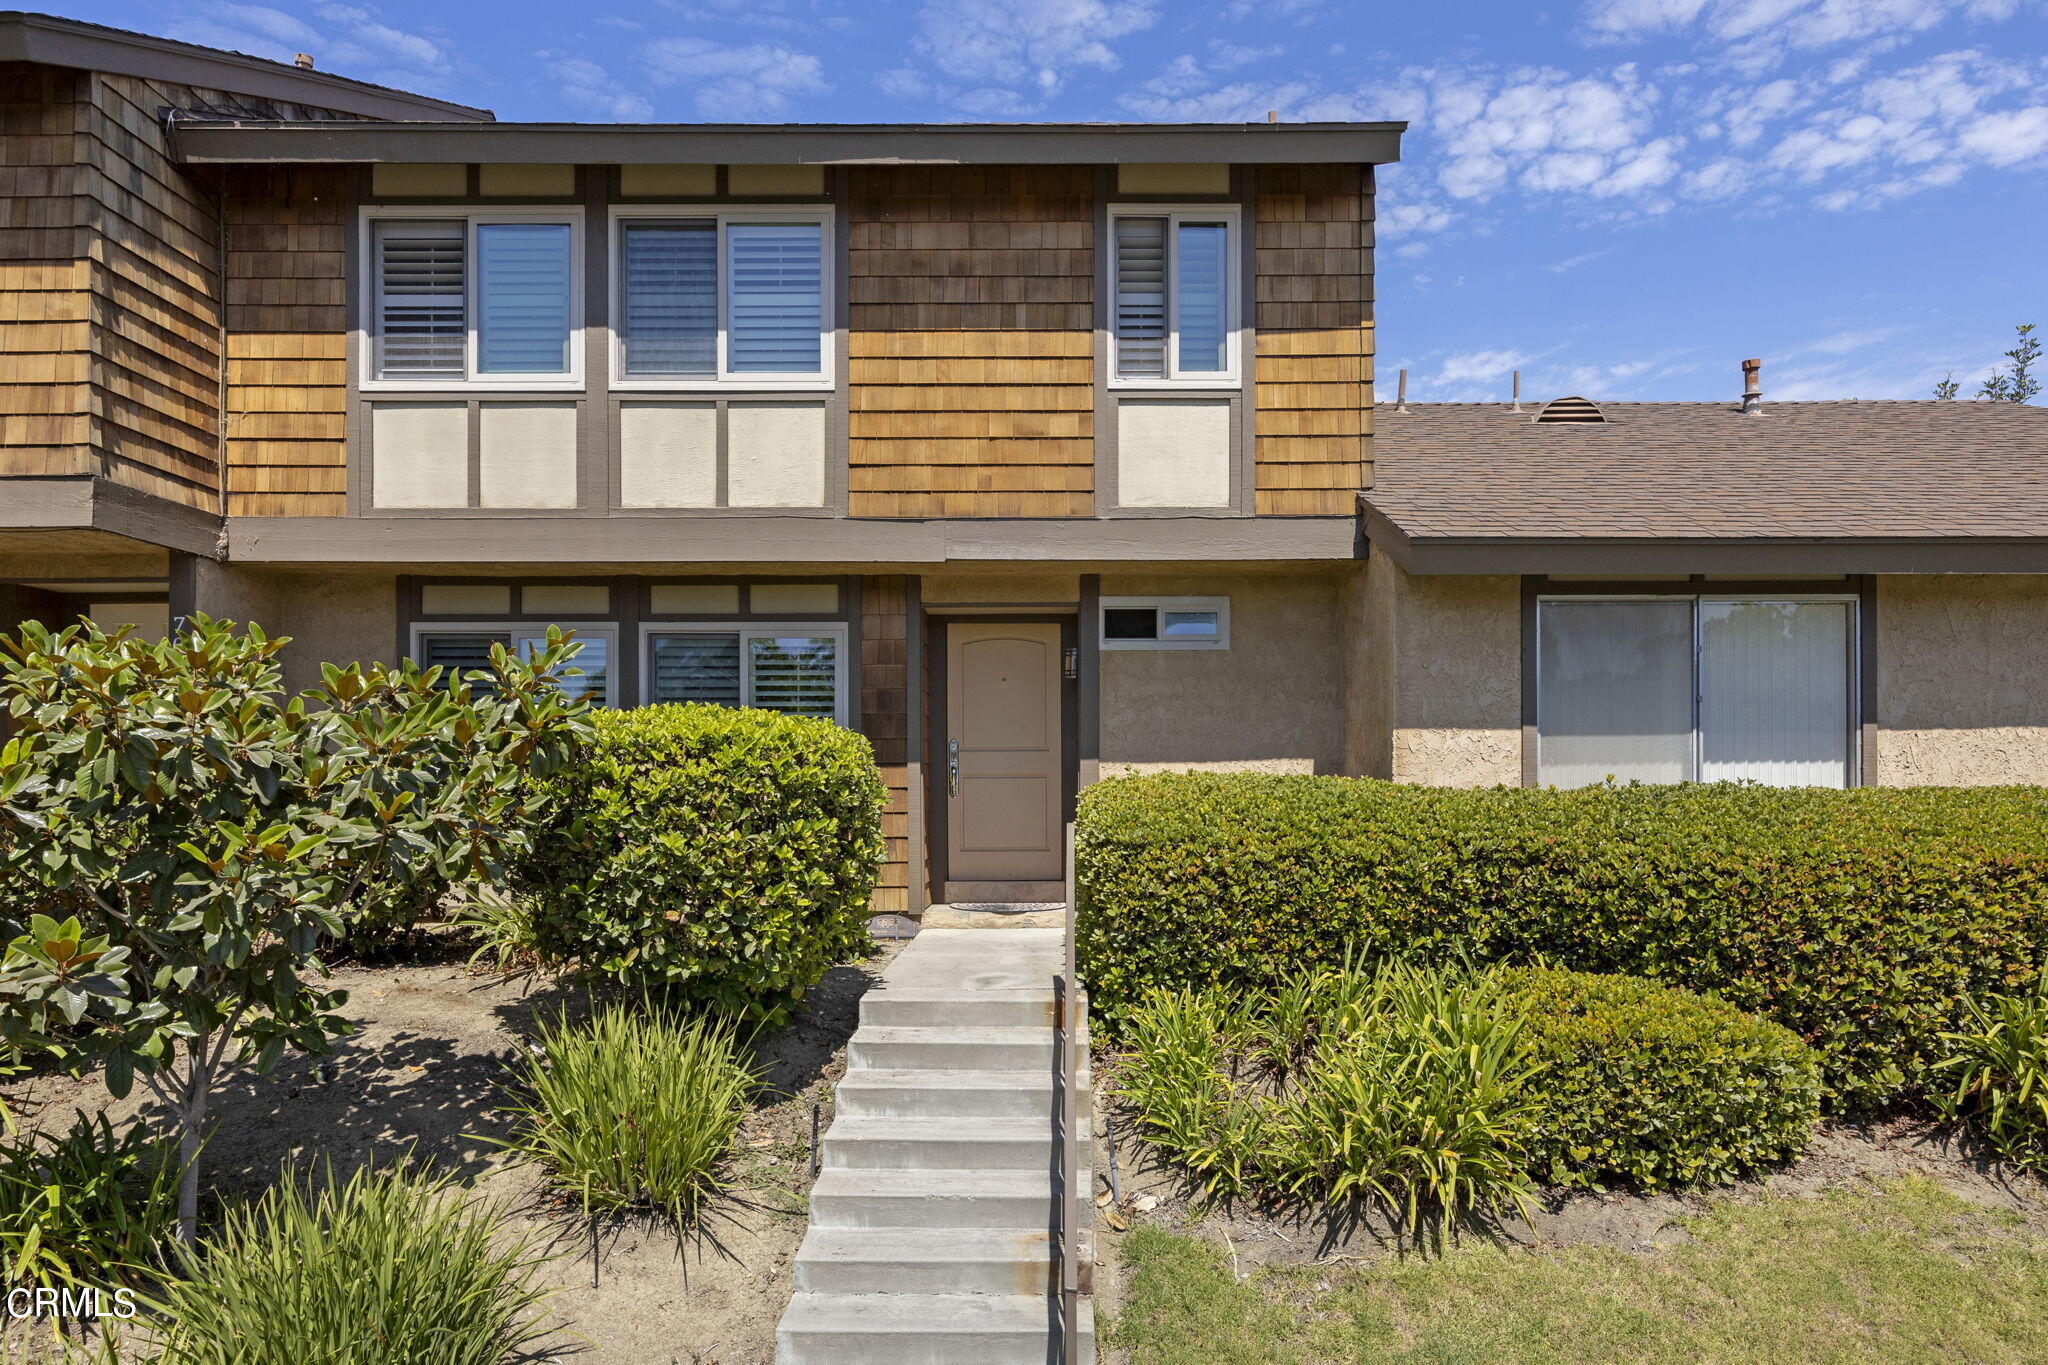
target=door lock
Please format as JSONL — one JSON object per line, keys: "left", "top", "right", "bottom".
{"left": 948, "top": 738, "right": 960, "bottom": 797}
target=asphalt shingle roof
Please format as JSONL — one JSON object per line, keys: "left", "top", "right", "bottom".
{"left": 1367, "top": 400, "right": 2048, "bottom": 540}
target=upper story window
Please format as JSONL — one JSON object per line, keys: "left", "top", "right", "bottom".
{"left": 366, "top": 210, "right": 583, "bottom": 388}
{"left": 1110, "top": 206, "right": 1240, "bottom": 386}
{"left": 613, "top": 209, "right": 832, "bottom": 388}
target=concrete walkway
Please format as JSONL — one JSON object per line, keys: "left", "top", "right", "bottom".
{"left": 776, "top": 927, "right": 1094, "bottom": 1364}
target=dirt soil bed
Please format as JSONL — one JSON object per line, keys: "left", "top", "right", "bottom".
{"left": 2, "top": 940, "right": 903, "bottom": 1364}
{"left": 1090, "top": 1101, "right": 2048, "bottom": 1324}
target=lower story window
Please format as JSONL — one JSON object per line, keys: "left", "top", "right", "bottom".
{"left": 644, "top": 625, "right": 846, "bottom": 721}
{"left": 413, "top": 625, "right": 616, "bottom": 706}
{"left": 1535, "top": 596, "right": 1857, "bottom": 788}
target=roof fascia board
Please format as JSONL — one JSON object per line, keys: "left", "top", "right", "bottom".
{"left": 224, "top": 515, "right": 1361, "bottom": 564}
{"left": 172, "top": 122, "right": 1404, "bottom": 166}
{"left": 1373, "top": 533, "right": 2048, "bottom": 576}
{"left": 3, "top": 477, "right": 224, "bottom": 556}
{"left": 0, "top": 12, "right": 490, "bottom": 121}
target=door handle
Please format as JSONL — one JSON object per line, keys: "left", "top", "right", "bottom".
{"left": 948, "top": 739, "right": 960, "bottom": 797}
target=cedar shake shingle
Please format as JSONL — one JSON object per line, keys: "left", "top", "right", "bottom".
{"left": 1367, "top": 400, "right": 2048, "bottom": 540}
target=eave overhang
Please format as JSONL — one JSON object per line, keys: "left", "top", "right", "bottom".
{"left": 171, "top": 120, "right": 1405, "bottom": 166}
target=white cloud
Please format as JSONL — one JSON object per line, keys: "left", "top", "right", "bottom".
{"left": 548, "top": 56, "right": 655, "bottom": 121}
{"left": 1958, "top": 106, "right": 2048, "bottom": 165}
{"left": 1438, "top": 348, "right": 1540, "bottom": 386}
{"left": 641, "top": 37, "right": 829, "bottom": 118}
{"left": 1584, "top": 0, "right": 2029, "bottom": 54}
{"left": 166, "top": 2, "right": 452, "bottom": 89}
{"left": 1546, "top": 248, "right": 1612, "bottom": 272}
{"left": 913, "top": 0, "right": 1156, "bottom": 95}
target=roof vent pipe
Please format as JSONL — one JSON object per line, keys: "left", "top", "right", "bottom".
{"left": 1741, "top": 357, "right": 1763, "bottom": 415}
{"left": 1396, "top": 367, "right": 1408, "bottom": 412}
{"left": 294, "top": 52, "right": 315, "bottom": 69}
{"left": 1511, "top": 369, "right": 1522, "bottom": 413}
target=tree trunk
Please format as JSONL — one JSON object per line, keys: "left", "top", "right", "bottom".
{"left": 174, "top": 1039, "right": 211, "bottom": 1245}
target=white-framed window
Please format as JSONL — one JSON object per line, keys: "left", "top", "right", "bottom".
{"left": 409, "top": 623, "right": 618, "bottom": 706}
{"left": 362, "top": 208, "right": 585, "bottom": 390}
{"left": 1535, "top": 595, "right": 1859, "bottom": 789}
{"left": 1099, "top": 596, "right": 1230, "bottom": 651}
{"left": 610, "top": 207, "right": 833, "bottom": 390}
{"left": 1109, "top": 205, "right": 1241, "bottom": 387}
{"left": 641, "top": 623, "right": 848, "bottom": 721}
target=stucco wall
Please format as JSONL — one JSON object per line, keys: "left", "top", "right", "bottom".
{"left": 1388, "top": 566, "right": 1522, "bottom": 787}
{"left": 1341, "top": 561, "right": 1393, "bottom": 778}
{"left": 1876, "top": 575, "right": 2048, "bottom": 785}
{"left": 261, "top": 570, "right": 401, "bottom": 693}
{"left": 1099, "top": 570, "right": 1344, "bottom": 776}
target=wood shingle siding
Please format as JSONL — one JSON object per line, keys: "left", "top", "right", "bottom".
{"left": 222, "top": 166, "right": 348, "bottom": 517}
{"left": 847, "top": 166, "right": 1096, "bottom": 518}
{"left": 1253, "top": 165, "right": 1374, "bottom": 515}
{"left": 860, "top": 575, "right": 913, "bottom": 913}
{"left": 1, "top": 64, "right": 94, "bottom": 479}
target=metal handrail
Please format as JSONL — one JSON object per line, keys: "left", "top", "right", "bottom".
{"left": 1057, "top": 821, "right": 1087, "bottom": 1362}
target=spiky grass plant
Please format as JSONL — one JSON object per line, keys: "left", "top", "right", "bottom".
{"left": 147, "top": 1163, "right": 560, "bottom": 1365}
{"left": 496, "top": 998, "right": 760, "bottom": 1223}
{"left": 0, "top": 1113, "right": 180, "bottom": 1292}
{"left": 1933, "top": 974, "right": 2048, "bottom": 1170}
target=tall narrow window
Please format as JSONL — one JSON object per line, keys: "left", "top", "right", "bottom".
{"left": 1114, "top": 216, "right": 1167, "bottom": 379}
{"left": 620, "top": 220, "right": 716, "bottom": 376}
{"left": 1112, "top": 208, "right": 1239, "bottom": 383}
{"left": 476, "top": 223, "right": 572, "bottom": 374}
{"left": 372, "top": 221, "right": 465, "bottom": 380}
{"left": 727, "top": 223, "right": 824, "bottom": 374}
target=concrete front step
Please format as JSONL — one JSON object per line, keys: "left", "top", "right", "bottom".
{"left": 808, "top": 1166, "right": 1053, "bottom": 1229}
{"left": 861, "top": 986, "right": 1058, "bottom": 1028}
{"left": 823, "top": 1115, "right": 1092, "bottom": 1171}
{"left": 792, "top": 1226, "right": 1054, "bottom": 1294}
{"left": 835, "top": 1067, "right": 1088, "bottom": 1118}
{"left": 848, "top": 1024, "right": 1054, "bottom": 1072}
{"left": 777, "top": 1292, "right": 1094, "bottom": 1365}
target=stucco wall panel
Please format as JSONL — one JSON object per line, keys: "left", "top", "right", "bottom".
{"left": 264, "top": 570, "right": 400, "bottom": 693}
{"left": 1876, "top": 575, "right": 2048, "bottom": 785}
{"left": 1099, "top": 570, "right": 1343, "bottom": 775}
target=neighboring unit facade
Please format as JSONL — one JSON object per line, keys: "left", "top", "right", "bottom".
{"left": 6, "top": 14, "right": 2048, "bottom": 919}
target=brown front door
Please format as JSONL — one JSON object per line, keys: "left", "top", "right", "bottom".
{"left": 945, "top": 621, "right": 1064, "bottom": 889}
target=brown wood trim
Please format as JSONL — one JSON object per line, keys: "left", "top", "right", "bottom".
{"left": 1856, "top": 573, "right": 1878, "bottom": 787}
{"left": 1, "top": 478, "right": 224, "bottom": 557}
{"left": 1518, "top": 576, "right": 1538, "bottom": 788}
{"left": 905, "top": 575, "right": 928, "bottom": 915}
{"left": 1078, "top": 573, "right": 1101, "bottom": 791}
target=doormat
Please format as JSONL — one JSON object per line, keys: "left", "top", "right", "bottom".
{"left": 944, "top": 903, "right": 1067, "bottom": 914}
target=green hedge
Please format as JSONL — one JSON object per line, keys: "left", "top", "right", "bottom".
{"left": 1077, "top": 773, "right": 2048, "bottom": 1106}
{"left": 515, "top": 704, "right": 885, "bottom": 1022}
{"left": 1504, "top": 967, "right": 1821, "bottom": 1188}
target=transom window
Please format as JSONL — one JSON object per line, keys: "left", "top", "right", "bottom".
{"left": 366, "top": 212, "right": 583, "bottom": 387}
{"left": 1535, "top": 595, "right": 1858, "bottom": 789}
{"left": 613, "top": 210, "right": 831, "bottom": 386}
{"left": 412, "top": 625, "right": 617, "bottom": 706}
{"left": 644, "top": 625, "right": 847, "bottom": 720}
{"left": 1099, "top": 596, "right": 1230, "bottom": 650}
{"left": 1110, "top": 207, "right": 1240, "bottom": 385}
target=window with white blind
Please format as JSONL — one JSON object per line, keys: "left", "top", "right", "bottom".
{"left": 613, "top": 210, "right": 831, "bottom": 387}
{"left": 364, "top": 211, "right": 582, "bottom": 388}
{"left": 411, "top": 625, "right": 616, "bottom": 705}
{"left": 1535, "top": 596, "right": 1857, "bottom": 789}
{"left": 643, "top": 625, "right": 846, "bottom": 721}
{"left": 1110, "top": 206, "right": 1240, "bottom": 385}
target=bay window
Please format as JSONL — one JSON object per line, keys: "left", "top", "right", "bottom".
{"left": 613, "top": 210, "right": 830, "bottom": 387}
{"left": 366, "top": 212, "right": 581, "bottom": 387}
{"left": 1535, "top": 595, "right": 1857, "bottom": 789}
{"left": 1111, "top": 206, "right": 1239, "bottom": 384}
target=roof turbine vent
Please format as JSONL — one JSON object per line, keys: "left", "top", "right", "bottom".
{"left": 1532, "top": 395, "right": 1605, "bottom": 424}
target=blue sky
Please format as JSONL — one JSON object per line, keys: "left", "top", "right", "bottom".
{"left": 60, "top": 0, "right": 2048, "bottom": 402}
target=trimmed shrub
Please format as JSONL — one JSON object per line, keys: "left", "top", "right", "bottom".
{"left": 494, "top": 999, "right": 759, "bottom": 1222}
{"left": 515, "top": 704, "right": 886, "bottom": 1023}
{"left": 1931, "top": 976, "right": 2048, "bottom": 1170}
{"left": 148, "top": 1164, "right": 559, "bottom": 1365}
{"left": 1078, "top": 773, "right": 2048, "bottom": 1105}
{"left": 1503, "top": 966, "right": 1821, "bottom": 1188}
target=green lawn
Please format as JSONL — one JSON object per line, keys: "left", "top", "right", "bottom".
{"left": 1104, "top": 1177, "right": 2048, "bottom": 1365}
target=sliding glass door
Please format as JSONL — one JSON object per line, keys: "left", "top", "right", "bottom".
{"left": 1535, "top": 596, "right": 1856, "bottom": 789}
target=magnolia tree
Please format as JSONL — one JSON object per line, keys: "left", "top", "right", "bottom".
{"left": 0, "top": 615, "right": 592, "bottom": 1241}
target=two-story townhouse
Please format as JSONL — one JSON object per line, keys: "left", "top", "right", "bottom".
{"left": 8, "top": 14, "right": 2048, "bottom": 925}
